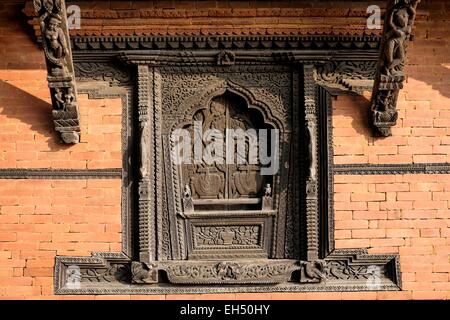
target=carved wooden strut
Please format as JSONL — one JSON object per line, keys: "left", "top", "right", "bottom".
{"left": 34, "top": 0, "right": 81, "bottom": 143}
{"left": 370, "top": 0, "right": 420, "bottom": 137}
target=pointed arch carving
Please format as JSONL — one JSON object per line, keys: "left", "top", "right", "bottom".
{"left": 173, "top": 80, "right": 287, "bottom": 133}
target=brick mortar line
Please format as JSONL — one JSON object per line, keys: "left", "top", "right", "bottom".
{"left": 0, "top": 168, "right": 123, "bottom": 179}
{"left": 334, "top": 163, "right": 450, "bottom": 175}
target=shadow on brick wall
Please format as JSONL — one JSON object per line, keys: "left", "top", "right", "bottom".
{"left": 0, "top": 79, "right": 72, "bottom": 151}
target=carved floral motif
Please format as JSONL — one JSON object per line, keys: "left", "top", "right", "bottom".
{"left": 80, "top": 264, "right": 130, "bottom": 283}
{"left": 194, "top": 226, "right": 260, "bottom": 246}
{"left": 163, "top": 261, "right": 298, "bottom": 284}
{"left": 325, "top": 261, "right": 383, "bottom": 281}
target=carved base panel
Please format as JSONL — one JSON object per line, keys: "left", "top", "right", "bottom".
{"left": 185, "top": 214, "right": 274, "bottom": 260}
{"left": 162, "top": 260, "right": 297, "bottom": 284}
{"left": 54, "top": 250, "right": 401, "bottom": 294}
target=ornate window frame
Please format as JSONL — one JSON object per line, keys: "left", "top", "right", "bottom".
{"left": 53, "top": 35, "right": 401, "bottom": 294}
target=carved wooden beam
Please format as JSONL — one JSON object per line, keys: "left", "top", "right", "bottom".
{"left": 370, "top": 0, "right": 420, "bottom": 137}
{"left": 34, "top": 0, "right": 80, "bottom": 143}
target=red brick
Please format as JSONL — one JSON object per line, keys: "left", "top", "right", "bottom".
{"left": 352, "top": 229, "right": 386, "bottom": 238}
{"left": 386, "top": 229, "right": 420, "bottom": 238}
{"left": 335, "top": 220, "right": 368, "bottom": 230}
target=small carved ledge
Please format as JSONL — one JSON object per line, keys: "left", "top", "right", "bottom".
{"left": 370, "top": 0, "right": 421, "bottom": 137}
{"left": 314, "top": 60, "right": 377, "bottom": 95}
{"left": 34, "top": 0, "right": 81, "bottom": 143}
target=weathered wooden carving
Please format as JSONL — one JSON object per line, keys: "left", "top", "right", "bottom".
{"left": 315, "top": 60, "right": 377, "bottom": 94}
{"left": 34, "top": 0, "right": 81, "bottom": 143}
{"left": 299, "top": 260, "right": 327, "bottom": 283}
{"left": 370, "top": 0, "right": 420, "bottom": 136}
{"left": 162, "top": 260, "right": 298, "bottom": 284}
{"left": 217, "top": 51, "right": 235, "bottom": 66}
{"left": 304, "top": 65, "right": 320, "bottom": 263}
{"left": 50, "top": 35, "right": 403, "bottom": 294}
{"left": 137, "top": 64, "right": 155, "bottom": 264}
{"left": 131, "top": 261, "right": 158, "bottom": 284}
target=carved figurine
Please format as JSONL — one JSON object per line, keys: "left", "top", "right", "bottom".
{"left": 41, "top": 13, "right": 69, "bottom": 76}
{"left": 63, "top": 87, "right": 75, "bottom": 111}
{"left": 217, "top": 51, "right": 235, "bottom": 66}
{"left": 34, "top": 0, "right": 81, "bottom": 143}
{"left": 370, "top": 0, "right": 420, "bottom": 137}
{"left": 264, "top": 183, "right": 272, "bottom": 197}
{"left": 300, "top": 260, "right": 327, "bottom": 283}
{"left": 183, "top": 184, "right": 192, "bottom": 199}
{"left": 45, "top": 14, "right": 67, "bottom": 58}
{"left": 373, "top": 91, "right": 397, "bottom": 123}
{"left": 54, "top": 88, "right": 64, "bottom": 110}
{"left": 262, "top": 183, "right": 273, "bottom": 211}
{"left": 382, "top": 3, "right": 417, "bottom": 76}
{"left": 139, "top": 123, "right": 149, "bottom": 179}
{"left": 131, "top": 261, "right": 158, "bottom": 284}
{"left": 182, "top": 184, "right": 194, "bottom": 213}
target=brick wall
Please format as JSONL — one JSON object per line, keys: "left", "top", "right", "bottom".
{"left": 0, "top": 0, "right": 449, "bottom": 300}
{"left": 333, "top": 0, "right": 450, "bottom": 165}
{"left": 334, "top": 174, "right": 450, "bottom": 300}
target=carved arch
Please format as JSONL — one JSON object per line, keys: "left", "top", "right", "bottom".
{"left": 173, "top": 80, "right": 287, "bottom": 133}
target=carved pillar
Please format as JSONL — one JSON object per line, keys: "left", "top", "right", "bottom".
{"left": 33, "top": 0, "right": 81, "bottom": 143}
{"left": 370, "top": 0, "right": 420, "bottom": 136}
{"left": 137, "top": 65, "right": 153, "bottom": 261}
{"left": 303, "top": 65, "right": 320, "bottom": 262}
{"left": 134, "top": 64, "right": 158, "bottom": 283}
{"left": 298, "top": 65, "right": 326, "bottom": 283}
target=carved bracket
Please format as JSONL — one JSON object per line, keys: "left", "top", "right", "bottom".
{"left": 34, "top": 0, "right": 80, "bottom": 143}
{"left": 370, "top": 0, "right": 420, "bottom": 136}
{"left": 50, "top": 34, "right": 403, "bottom": 294}
{"left": 54, "top": 250, "right": 400, "bottom": 294}
{"left": 315, "top": 60, "right": 377, "bottom": 95}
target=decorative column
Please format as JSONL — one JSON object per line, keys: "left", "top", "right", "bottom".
{"left": 33, "top": 0, "right": 81, "bottom": 143}
{"left": 299, "top": 65, "right": 326, "bottom": 283}
{"left": 132, "top": 64, "right": 158, "bottom": 284}
{"left": 370, "top": 0, "right": 421, "bottom": 136}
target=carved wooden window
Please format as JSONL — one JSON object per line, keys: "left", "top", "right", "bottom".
{"left": 171, "top": 92, "right": 279, "bottom": 260}
{"left": 54, "top": 37, "right": 401, "bottom": 294}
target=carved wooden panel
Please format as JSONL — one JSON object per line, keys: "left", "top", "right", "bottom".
{"left": 157, "top": 66, "right": 298, "bottom": 265}
{"left": 53, "top": 35, "right": 402, "bottom": 294}
{"left": 33, "top": 0, "right": 81, "bottom": 143}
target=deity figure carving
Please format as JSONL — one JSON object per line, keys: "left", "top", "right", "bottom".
{"left": 40, "top": 13, "right": 69, "bottom": 76}
{"left": 34, "top": 0, "right": 81, "bottom": 143}
{"left": 181, "top": 94, "right": 270, "bottom": 202}
{"left": 54, "top": 88, "right": 64, "bottom": 110}
{"left": 139, "top": 123, "right": 149, "bottom": 179}
{"left": 373, "top": 91, "right": 397, "bottom": 122}
{"left": 217, "top": 51, "right": 236, "bottom": 66}
{"left": 300, "top": 260, "right": 327, "bottom": 283}
{"left": 382, "top": 3, "right": 417, "bottom": 76}
{"left": 370, "top": 0, "right": 420, "bottom": 137}
{"left": 264, "top": 184, "right": 272, "bottom": 197}
{"left": 53, "top": 87, "right": 75, "bottom": 111}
